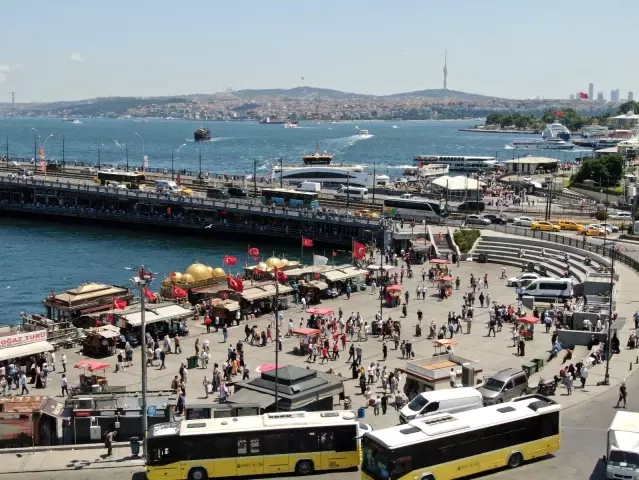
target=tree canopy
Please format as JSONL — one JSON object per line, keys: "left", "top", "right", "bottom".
{"left": 618, "top": 101, "right": 639, "bottom": 115}
{"left": 572, "top": 153, "right": 625, "bottom": 187}
{"left": 486, "top": 109, "right": 609, "bottom": 131}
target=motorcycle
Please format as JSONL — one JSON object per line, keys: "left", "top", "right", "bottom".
{"left": 537, "top": 378, "right": 558, "bottom": 396}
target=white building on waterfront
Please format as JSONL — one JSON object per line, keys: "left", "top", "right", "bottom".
{"left": 608, "top": 111, "right": 639, "bottom": 129}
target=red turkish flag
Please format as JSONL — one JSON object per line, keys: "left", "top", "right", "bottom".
{"left": 353, "top": 241, "right": 368, "bottom": 260}
{"left": 224, "top": 255, "right": 238, "bottom": 266}
{"left": 302, "top": 237, "right": 314, "bottom": 248}
{"left": 112, "top": 297, "right": 127, "bottom": 310}
{"left": 579, "top": 92, "right": 589, "bottom": 99}
{"left": 254, "top": 267, "right": 264, "bottom": 275}
{"left": 172, "top": 286, "right": 187, "bottom": 298}
{"left": 248, "top": 247, "right": 260, "bottom": 256}
{"left": 227, "top": 276, "right": 244, "bottom": 293}
{"left": 274, "top": 267, "right": 288, "bottom": 283}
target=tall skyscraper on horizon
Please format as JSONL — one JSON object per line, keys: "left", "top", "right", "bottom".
{"left": 629, "top": 91, "right": 634, "bottom": 102}
{"left": 443, "top": 50, "right": 448, "bottom": 90}
{"left": 589, "top": 83, "right": 594, "bottom": 101}
{"left": 611, "top": 89, "right": 620, "bottom": 103}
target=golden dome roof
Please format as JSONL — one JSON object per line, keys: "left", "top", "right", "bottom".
{"left": 212, "top": 267, "right": 226, "bottom": 278}
{"left": 280, "top": 259, "right": 289, "bottom": 267}
{"left": 265, "top": 257, "right": 280, "bottom": 268}
{"left": 183, "top": 273, "right": 195, "bottom": 284}
{"left": 207, "top": 266, "right": 215, "bottom": 276}
{"left": 170, "top": 272, "right": 183, "bottom": 284}
{"left": 257, "top": 262, "right": 269, "bottom": 271}
{"left": 185, "top": 263, "right": 211, "bottom": 282}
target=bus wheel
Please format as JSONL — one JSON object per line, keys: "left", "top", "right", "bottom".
{"left": 188, "top": 467, "right": 209, "bottom": 480}
{"left": 508, "top": 452, "right": 524, "bottom": 468}
{"left": 295, "top": 460, "right": 314, "bottom": 475}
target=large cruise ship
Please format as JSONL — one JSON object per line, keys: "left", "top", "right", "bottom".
{"left": 413, "top": 155, "right": 497, "bottom": 172}
{"left": 270, "top": 143, "right": 390, "bottom": 188}
{"left": 506, "top": 137, "right": 575, "bottom": 150}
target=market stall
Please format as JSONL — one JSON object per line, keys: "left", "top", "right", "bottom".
{"left": 208, "top": 299, "right": 241, "bottom": 327}
{"left": 297, "top": 280, "right": 329, "bottom": 305}
{"left": 438, "top": 276, "right": 454, "bottom": 299}
{"left": 73, "top": 360, "right": 110, "bottom": 394}
{"left": 305, "top": 307, "right": 334, "bottom": 329}
{"left": 385, "top": 284, "right": 403, "bottom": 307}
{"left": 81, "top": 325, "right": 120, "bottom": 357}
{"left": 430, "top": 258, "right": 451, "bottom": 277}
{"left": 291, "top": 328, "right": 321, "bottom": 355}
{"left": 516, "top": 316, "right": 539, "bottom": 340}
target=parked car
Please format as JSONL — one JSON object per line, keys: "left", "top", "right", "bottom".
{"left": 531, "top": 221, "right": 561, "bottom": 232}
{"left": 513, "top": 216, "right": 534, "bottom": 227}
{"left": 466, "top": 214, "right": 491, "bottom": 226}
{"left": 598, "top": 222, "right": 619, "bottom": 233}
{"left": 557, "top": 220, "right": 584, "bottom": 231}
{"left": 507, "top": 272, "right": 543, "bottom": 287}
{"left": 477, "top": 368, "right": 530, "bottom": 405}
{"left": 578, "top": 225, "right": 605, "bottom": 236}
{"left": 482, "top": 214, "right": 507, "bottom": 225}
{"left": 611, "top": 212, "right": 632, "bottom": 220}
{"left": 589, "top": 223, "right": 613, "bottom": 234}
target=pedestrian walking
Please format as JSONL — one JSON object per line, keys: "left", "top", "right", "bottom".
{"left": 20, "top": 372, "right": 28, "bottom": 395}
{"left": 61, "top": 353, "right": 67, "bottom": 373}
{"left": 564, "top": 373, "right": 573, "bottom": 395}
{"left": 159, "top": 349, "right": 166, "bottom": 370}
{"left": 374, "top": 396, "right": 381, "bottom": 416}
{"left": 60, "top": 374, "right": 69, "bottom": 397}
{"left": 381, "top": 394, "right": 388, "bottom": 415}
{"left": 616, "top": 381, "right": 628, "bottom": 408}
{"left": 579, "top": 364, "right": 588, "bottom": 388}
{"left": 103, "top": 427, "right": 117, "bottom": 457}
{"left": 202, "top": 376, "right": 210, "bottom": 398}
{"left": 382, "top": 342, "right": 388, "bottom": 361}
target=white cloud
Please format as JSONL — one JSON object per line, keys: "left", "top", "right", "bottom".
{"left": 69, "top": 53, "right": 85, "bottom": 63}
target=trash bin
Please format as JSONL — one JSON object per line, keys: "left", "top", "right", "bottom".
{"left": 478, "top": 253, "right": 488, "bottom": 263}
{"left": 130, "top": 437, "right": 140, "bottom": 457}
{"left": 522, "top": 362, "right": 535, "bottom": 378}
{"left": 187, "top": 355, "right": 199, "bottom": 369}
{"left": 357, "top": 407, "right": 366, "bottom": 419}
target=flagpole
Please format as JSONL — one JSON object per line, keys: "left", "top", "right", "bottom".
{"left": 274, "top": 277, "right": 280, "bottom": 412}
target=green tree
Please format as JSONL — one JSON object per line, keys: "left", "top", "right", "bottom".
{"left": 573, "top": 159, "right": 610, "bottom": 185}
{"left": 599, "top": 153, "right": 624, "bottom": 185}
{"left": 486, "top": 113, "right": 501, "bottom": 125}
{"left": 499, "top": 115, "right": 513, "bottom": 128}
{"left": 514, "top": 116, "right": 528, "bottom": 129}
{"left": 618, "top": 101, "right": 639, "bottom": 114}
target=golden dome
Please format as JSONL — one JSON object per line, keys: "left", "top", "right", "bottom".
{"left": 257, "top": 262, "right": 268, "bottom": 271}
{"left": 280, "top": 259, "right": 289, "bottom": 267}
{"left": 212, "top": 267, "right": 226, "bottom": 278}
{"left": 265, "top": 257, "right": 280, "bottom": 269}
{"left": 207, "top": 266, "right": 215, "bottom": 276}
{"left": 185, "top": 263, "right": 211, "bottom": 282}
{"left": 170, "top": 272, "right": 183, "bottom": 284}
{"left": 182, "top": 273, "right": 195, "bottom": 284}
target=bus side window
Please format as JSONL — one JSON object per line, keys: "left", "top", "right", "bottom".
{"left": 237, "top": 438, "right": 248, "bottom": 455}
{"left": 249, "top": 438, "right": 260, "bottom": 454}
{"left": 320, "top": 431, "right": 334, "bottom": 451}
{"left": 334, "top": 427, "right": 357, "bottom": 452}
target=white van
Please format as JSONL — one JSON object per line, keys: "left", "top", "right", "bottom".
{"left": 155, "top": 180, "right": 181, "bottom": 194}
{"left": 296, "top": 181, "right": 321, "bottom": 193}
{"left": 335, "top": 186, "right": 368, "bottom": 200}
{"left": 399, "top": 387, "right": 483, "bottom": 424}
{"left": 519, "top": 278, "right": 573, "bottom": 301}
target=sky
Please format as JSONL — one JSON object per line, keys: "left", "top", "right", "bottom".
{"left": 1, "top": 0, "right": 637, "bottom": 102}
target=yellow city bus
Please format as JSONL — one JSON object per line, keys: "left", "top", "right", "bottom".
{"left": 361, "top": 395, "right": 561, "bottom": 480}
{"left": 146, "top": 411, "right": 360, "bottom": 480}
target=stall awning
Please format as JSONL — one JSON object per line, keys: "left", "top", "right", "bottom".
{"left": 308, "top": 281, "right": 329, "bottom": 290}
{"left": 228, "top": 388, "right": 275, "bottom": 409}
{"left": 122, "top": 304, "right": 193, "bottom": 327}
{"left": 323, "top": 268, "right": 367, "bottom": 282}
{"left": 0, "top": 341, "right": 54, "bottom": 362}
{"left": 241, "top": 284, "right": 293, "bottom": 302}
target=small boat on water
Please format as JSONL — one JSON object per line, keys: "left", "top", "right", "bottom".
{"left": 194, "top": 126, "right": 211, "bottom": 142}
{"left": 359, "top": 129, "right": 369, "bottom": 136}
{"left": 284, "top": 122, "right": 298, "bottom": 129}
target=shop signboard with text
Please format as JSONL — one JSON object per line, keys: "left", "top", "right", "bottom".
{"left": 0, "top": 330, "right": 47, "bottom": 349}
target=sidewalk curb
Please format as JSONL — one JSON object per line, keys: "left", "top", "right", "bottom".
{"left": 0, "top": 441, "right": 131, "bottom": 455}
{"left": 0, "top": 460, "right": 145, "bottom": 476}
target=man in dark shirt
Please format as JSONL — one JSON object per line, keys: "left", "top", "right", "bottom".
{"left": 616, "top": 381, "right": 628, "bottom": 408}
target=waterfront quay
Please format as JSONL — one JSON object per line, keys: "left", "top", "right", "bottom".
{"left": 0, "top": 174, "right": 384, "bottom": 247}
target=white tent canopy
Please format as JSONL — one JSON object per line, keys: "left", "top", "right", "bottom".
{"left": 432, "top": 175, "right": 486, "bottom": 191}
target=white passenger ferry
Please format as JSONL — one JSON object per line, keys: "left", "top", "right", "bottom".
{"left": 413, "top": 155, "right": 497, "bottom": 172}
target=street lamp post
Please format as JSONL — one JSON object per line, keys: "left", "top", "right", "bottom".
{"left": 131, "top": 267, "right": 150, "bottom": 458}
{"left": 599, "top": 245, "right": 617, "bottom": 386}
{"left": 174, "top": 144, "right": 187, "bottom": 181}
{"left": 31, "top": 128, "right": 41, "bottom": 162}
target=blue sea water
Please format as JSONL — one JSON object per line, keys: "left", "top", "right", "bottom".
{"left": 0, "top": 118, "right": 590, "bottom": 324}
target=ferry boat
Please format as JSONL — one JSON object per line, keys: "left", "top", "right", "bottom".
{"left": 542, "top": 121, "right": 571, "bottom": 141}
{"left": 413, "top": 155, "right": 497, "bottom": 172}
{"left": 194, "top": 126, "right": 211, "bottom": 142}
{"left": 506, "top": 137, "right": 574, "bottom": 150}
{"left": 260, "top": 117, "right": 298, "bottom": 125}
{"left": 271, "top": 143, "right": 389, "bottom": 188}
{"left": 284, "top": 122, "right": 299, "bottom": 129}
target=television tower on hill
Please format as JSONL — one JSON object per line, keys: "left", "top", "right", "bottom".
{"left": 443, "top": 51, "right": 448, "bottom": 90}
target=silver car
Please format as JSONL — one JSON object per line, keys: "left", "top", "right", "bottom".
{"left": 477, "top": 368, "right": 530, "bottom": 405}
{"left": 466, "top": 214, "right": 491, "bottom": 226}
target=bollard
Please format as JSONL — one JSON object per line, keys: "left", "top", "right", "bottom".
{"left": 630, "top": 363, "right": 633, "bottom": 371}
{"left": 636, "top": 356, "right": 638, "bottom": 364}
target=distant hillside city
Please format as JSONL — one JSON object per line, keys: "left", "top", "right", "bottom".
{"left": 0, "top": 86, "right": 620, "bottom": 121}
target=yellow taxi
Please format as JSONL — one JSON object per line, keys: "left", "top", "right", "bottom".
{"left": 531, "top": 221, "right": 561, "bottom": 232}
{"left": 355, "top": 209, "right": 379, "bottom": 219}
{"left": 577, "top": 225, "right": 605, "bottom": 236}
{"left": 557, "top": 220, "right": 584, "bottom": 231}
